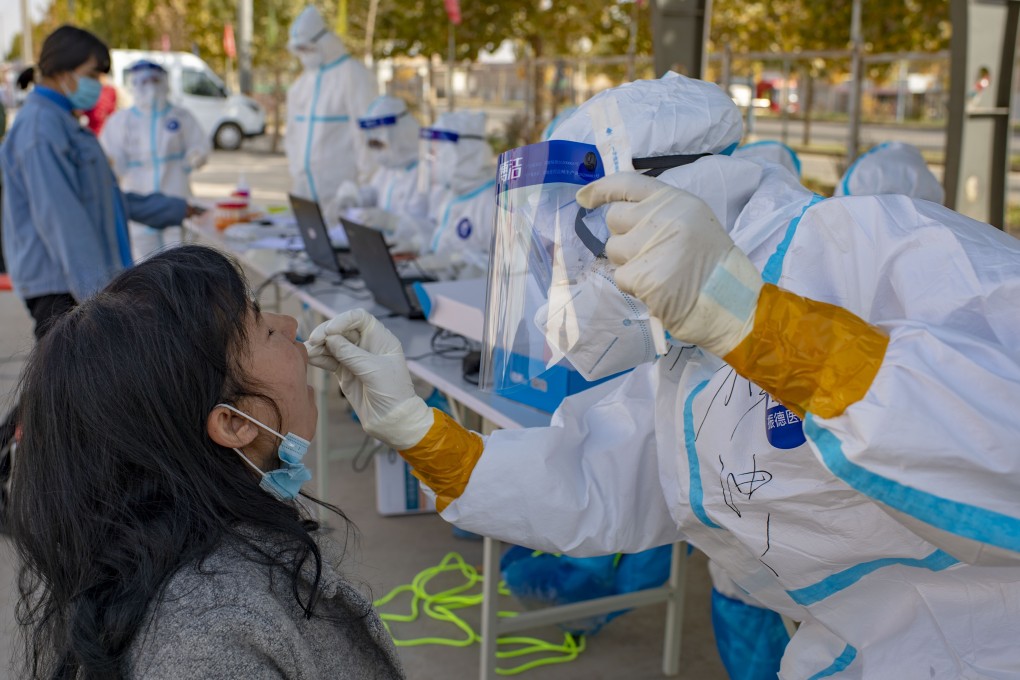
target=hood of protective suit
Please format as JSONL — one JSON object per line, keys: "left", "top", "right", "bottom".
{"left": 550, "top": 72, "right": 743, "bottom": 159}
{"left": 432, "top": 110, "right": 493, "bottom": 194}
{"left": 127, "top": 61, "right": 170, "bottom": 112}
{"left": 288, "top": 5, "right": 347, "bottom": 70}
{"left": 732, "top": 140, "right": 802, "bottom": 178}
{"left": 835, "top": 141, "right": 945, "bottom": 203}
{"left": 540, "top": 106, "right": 578, "bottom": 141}
{"left": 359, "top": 95, "right": 419, "bottom": 169}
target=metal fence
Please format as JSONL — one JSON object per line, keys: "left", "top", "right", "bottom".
{"left": 364, "top": 48, "right": 1020, "bottom": 159}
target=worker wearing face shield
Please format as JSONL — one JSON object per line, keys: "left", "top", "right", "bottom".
{"left": 307, "top": 73, "right": 1020, "bottom": 678}
{"left": 100, "top": 60, "right": 210, "bottom": 261}
{"left": 417, "top": 110, "right": 496, "bottom": 278}
{"left": 327, "top": 95, "right": 432, "bottom": 252}
{"left": 285, "top": 5, "right": 378, "bottom": 219}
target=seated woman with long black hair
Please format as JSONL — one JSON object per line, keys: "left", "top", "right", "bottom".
{"left": 7, "top": 245, "right": 404, "bottom": 679}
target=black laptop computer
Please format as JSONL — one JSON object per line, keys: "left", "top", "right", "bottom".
{"left": 340, "top": 217, "right": 435, "bottom": 319}
{"left": 289, "top": 194, "right": 355, "bottom": 278}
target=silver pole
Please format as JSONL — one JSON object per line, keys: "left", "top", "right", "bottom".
{"left": 447, "top": 24, "right": 455, "bottom": 112}
{"left": 895, "top": 59, "right": 908, "bottom": 123}
{"left": 781, "top": 58, "right": 791, "bottom": 144}
{"left": 238, "top": 0, "right": 253, "bottom": 94}
{"left": 19, "top": 0, "right": 32, "bottom": 65}
{"left": 846, "top": 0, "right": 863, "bottom": 164}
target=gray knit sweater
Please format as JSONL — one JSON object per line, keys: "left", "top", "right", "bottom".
{"left": 129, "top": 528, "right": 405, "bottom": 679}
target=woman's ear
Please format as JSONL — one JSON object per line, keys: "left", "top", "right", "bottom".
{"left": 207, "top": 405, "right": 259, "bottom": 449}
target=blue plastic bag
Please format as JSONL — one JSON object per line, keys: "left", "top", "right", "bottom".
{"left": 500, "top": 544, "right": 672, "bottom": 635}
{"left": 711, "top": 588, "right": 790, "bottom": 680}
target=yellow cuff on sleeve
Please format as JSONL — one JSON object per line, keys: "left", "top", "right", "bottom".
{"left": 723, "top": 284, "right": 889, "bottom": 419}
{"left": 398, "top": 408, "right": 484, "bottom": 512}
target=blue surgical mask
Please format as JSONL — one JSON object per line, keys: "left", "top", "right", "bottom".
{"left": 67, "top": 75, "right": 103, "bottom": 111}
{"left": 217, "top": 403, "right": 312, "bottom": 501}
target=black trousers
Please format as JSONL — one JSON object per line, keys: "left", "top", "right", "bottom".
{"left": 25, "top": 293, "right": 77, "bottom": 341}
{"left": 0, "top": 293, "right": 77, "bottom": 453}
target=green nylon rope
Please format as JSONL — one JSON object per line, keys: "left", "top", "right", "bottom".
{"left": 373, "top": 552, "right": 586, "bottom": 675}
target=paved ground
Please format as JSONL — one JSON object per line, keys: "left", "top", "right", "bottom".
{"left": 0, "top": 148, "right": 728, "bottom": 680}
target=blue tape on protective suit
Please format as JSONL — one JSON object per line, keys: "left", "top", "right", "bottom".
{"left": 805, "top": 414, "right": 1020, "bottom": 554}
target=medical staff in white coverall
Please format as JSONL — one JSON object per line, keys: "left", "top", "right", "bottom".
{"left": 835, "top": 141, "right": 944, "bottom": 203}
{"left": 307, "top": 74, "right": 1020, "bottom": 679}
{"left": 286, "top": 5, "right": 377, "bottom": 217}
{"left": 329, "top": 95, "right": 431, "bottom": 252}
{"left": 100, "top": 60, "right": 210, "bottom": 261}
{"left": 420, "top": 110, "right": 496, "bottom": 277}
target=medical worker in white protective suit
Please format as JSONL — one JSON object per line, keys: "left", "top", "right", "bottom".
{"left": 330, "top": 95, "right": 432, "bottom": 251}
{"left": 835, "top": 141, "right": 944, "bottom": 203}
{"left": 100, "top": 60, "right": 210, "bottom": 260}
{"left": 306, "top": 74, "right": 1020, "bottom": 679}
{"left": 732, "top": 139, "right": 801, "bottom": 178}
{"left": 540, "top": 106, "right": 578, "bottom": 141}
{"left": 421, "top": 111, "right": 496, "bottom": 276}
{"left": 286, "top": 5, "right": 377, "bottom": 216}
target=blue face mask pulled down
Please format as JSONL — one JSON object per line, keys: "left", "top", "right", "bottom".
{"left": 68, "top": 75, "right": 103, "bottom": 111}
{"left": 217, "top": 404, "right": 312, "bottom": 501}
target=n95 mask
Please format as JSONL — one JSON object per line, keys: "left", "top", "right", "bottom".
{"left": 535, "top": 259, "right": 666, "bottom": 382}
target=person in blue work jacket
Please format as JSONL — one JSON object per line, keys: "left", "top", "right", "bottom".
{"left": 0, "top": 26, "right": 197, "bottom": 469}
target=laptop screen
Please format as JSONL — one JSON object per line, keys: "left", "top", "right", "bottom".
{"left": 289, "top": 194, "right": 342, "bottom": 276}
{"left": 340, "top": 218, "right": 415, "bottom": 317}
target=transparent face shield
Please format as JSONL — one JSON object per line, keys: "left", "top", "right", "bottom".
{"left": 418, "top": 128, "right": 457, "bottom": 195}
{"left": 480, "top": 140, "right": 666, "bottom": 396}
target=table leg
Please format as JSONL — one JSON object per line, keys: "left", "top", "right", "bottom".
{"left": 479, "top": 536, "right": 501, "bottom": 680}
{"left": 315, "top": 363, "right": 330, "bottom": 503}
{"left": 662, "top": 541, "right": 688, "bottom": 676}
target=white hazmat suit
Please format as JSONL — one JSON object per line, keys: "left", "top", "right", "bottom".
{"left": 835, "top": 141, "right": 944, "bottom": 203}
{"left": 732, "top": 140, "right": 802, "bottom": 178}
{"left": 286, "top": 6, "right": 377, "bottom": 216}
{"left": 308, "top": 74, "right": 1020, "bottom": 679}
{"left": 424, "top": 111, "right": 496, "bottom": 276}
{"left": 100, "top": 60, "right": 210, "bottom": 261}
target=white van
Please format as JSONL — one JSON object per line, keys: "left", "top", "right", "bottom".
{"left": 109, "top": 49, "right": 265, "bottom": 150}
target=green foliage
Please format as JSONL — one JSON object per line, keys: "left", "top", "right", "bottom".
{"left": 342, "top": 0, "right": 649, "bottom": 62}
{"left": 13, "top": 0, "right": 305, "bottom": 75}
{"left": 9, "top": 0, "right": 946, "bottom": 80}
{"left": 711, "top": 0, "right": 951, "bottom": 77}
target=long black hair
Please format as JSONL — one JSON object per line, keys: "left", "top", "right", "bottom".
{"left": 8, "top": 245, "right": 352, "bottom": 679}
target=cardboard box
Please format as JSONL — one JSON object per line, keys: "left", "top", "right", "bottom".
{"left": 374, "top": 450, "right": 436, "bottom": 516}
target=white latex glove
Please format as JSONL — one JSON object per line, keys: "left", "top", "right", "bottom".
{"left": 350, "top": 207, "right": 400, "bottom": 236}
{"left": 330, "top": 180, "right": 363, "bottom": 210}
{"left": 359, "top": 185, "right": 379, "bottom": 208}
{"left": 185, "top": 148, "right": 208, "bottom": 172}
{"left": 305, "top": 309, "right": 433, "bottom": 451}
{"left": 576, "top": 172, "right": 763, "bottom": 358}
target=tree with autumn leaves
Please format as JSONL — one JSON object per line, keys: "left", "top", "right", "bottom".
{"left": 8, "top": 0, "right": 950, "bottom": 145}
{"left": 12, "top": 0, "right": 949, "bottom": 74}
